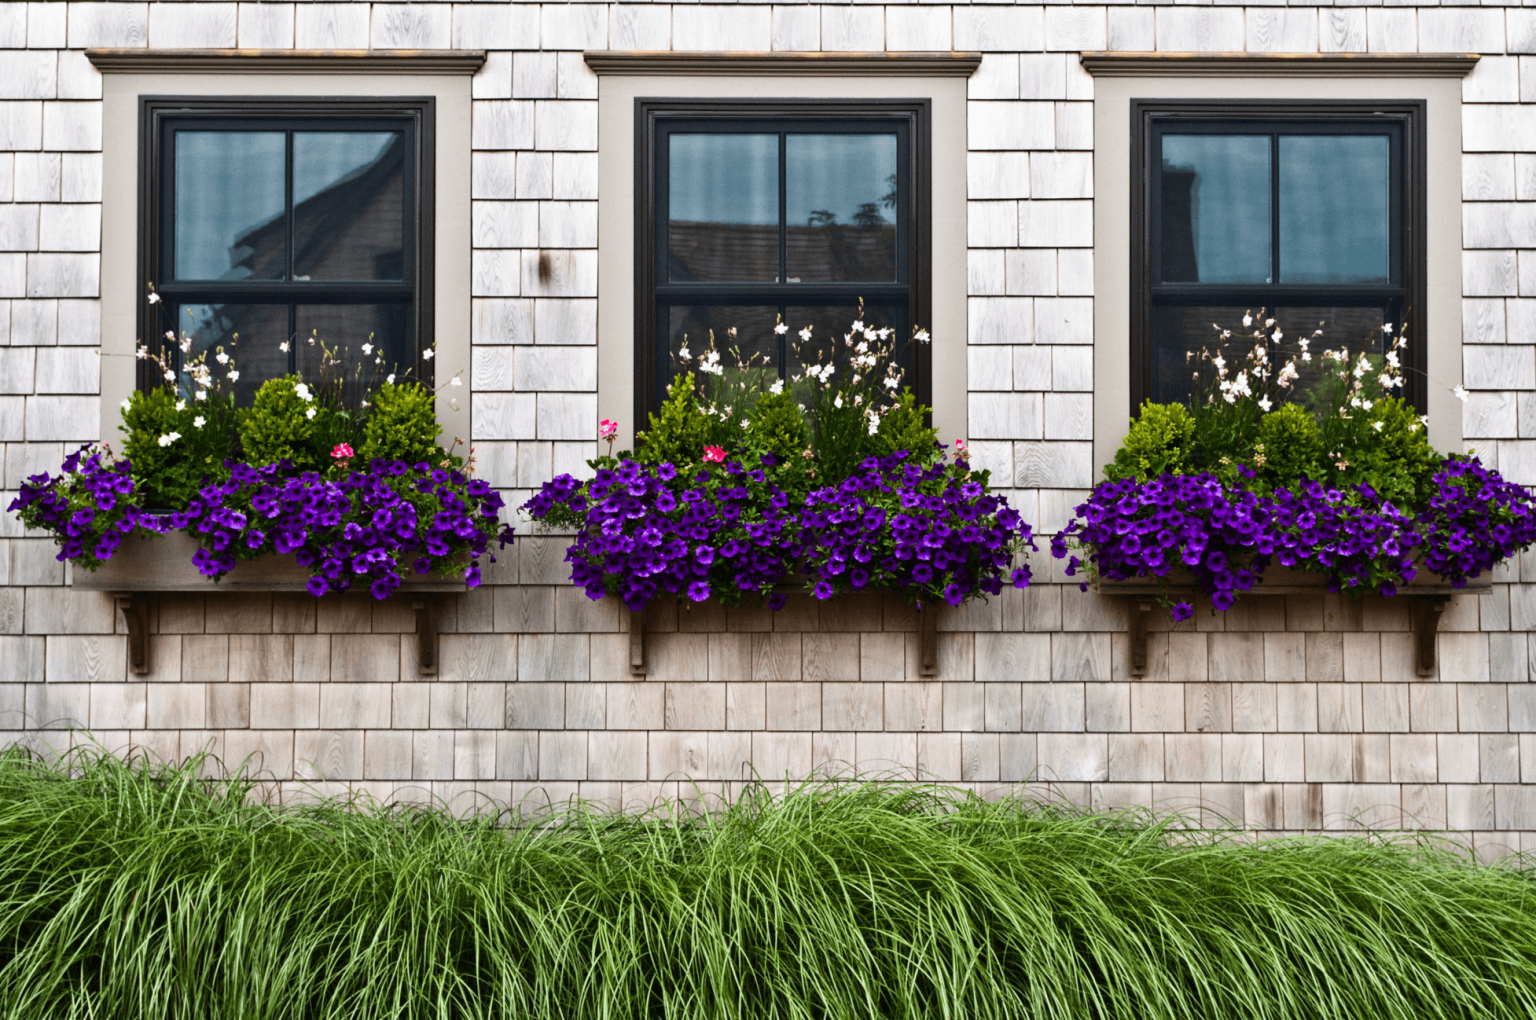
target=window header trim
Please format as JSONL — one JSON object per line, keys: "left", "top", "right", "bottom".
{"left": 88, "top": 49, "right": 485, "bottom": 75}
{"left": 586, "top": 51, "right": 981, "bottom": 77}
{"left": 1081, "top": 52, "right": 1478, "bottom": 78}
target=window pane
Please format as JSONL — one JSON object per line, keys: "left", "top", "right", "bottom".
{"left": 1279, "top": 136, "right": 1390, "bottom": 285}
{"left": 293, "top": 132, "right": 406, "bottom": 281}
{"left": 665, "top": 306, "right": 779, "bottom": 395}
{"left": 784, "top": 304, "right": 910, "bottom": 390}
{"left": 1150, "top": 304, "right": 1393, "bottom": 407}
{"left": 295, "top": 304, "right": 414, "bottom": 402}
{"left": 668, "top": 135, "right": 779, "bottom": 282}
{"left": 1159, "top": 135, "right": 1271, "bottom": 284}
{"left": 174, "top": 303, "right": 288, "bottom": 405}
{"left": 786, "top": 135, "right": 898, "bottom": 283}
{"left": 173, "top": 132, "right": 286, "bottom": 281}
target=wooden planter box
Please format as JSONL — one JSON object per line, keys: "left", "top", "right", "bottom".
{"left": 1093, "top": 564, "right": 1492, "bottom": 678}
{"left": 72, "top": 531, "right": 466, "bottom": 676}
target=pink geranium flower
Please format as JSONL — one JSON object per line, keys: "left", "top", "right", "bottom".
{"left": 331, "top": 443, "right": 354, "bottom": 460}
{"left": 702, "top": 445, "right": 726, "bottom": 463}
{"left": 599, "top": 419, "right": 618, "bottom": 439}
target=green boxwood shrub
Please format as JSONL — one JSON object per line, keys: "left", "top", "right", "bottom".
{"left": 1105, "top": 402, "right": 1195, "bottom": 482}
{"left": 239, "top": 376, "right": 321, "bottom": 470}
{"left": 360, "top": 381, "right": 445, "bottom": 466}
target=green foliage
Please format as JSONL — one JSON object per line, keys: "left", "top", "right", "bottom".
{"left": 1253, "top": 402, "right": 1324, "bottom": 491}
{"left": 1335, "top": 396, "right": 1442, "bottom": 508}
{"left": 4, "top": 745, "right": 1536, "bottom": 1020}
{"left": 359, "top": 381, "right": 445, "bottom": 466}
{"left": 869, "top": 388, "right": 940, "bottom": 463}
{"left": 636, "top": 373, "right": 717, "bottom": 467}
{"left": 1105, "top": 403, "right": 1196, "bottom": 482}
{"left": 743, "top": 389, "right": 808, "bottom": 467}
{"left": 238, "top": 376, "right": 322, "bottom": 471}
{"left": 120, "top": 388, "right": 240, "bottom": 507}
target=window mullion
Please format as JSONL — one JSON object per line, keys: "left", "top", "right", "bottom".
{"left": 1270, "top": 132, "right": 1280, "bottom": 286}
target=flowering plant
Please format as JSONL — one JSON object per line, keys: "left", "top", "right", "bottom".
{"left": 523, "top": 313, "right": 1037, "bottom": 612}
{"left": 1056, "top": 313, "right": 1536, "bottom": 615}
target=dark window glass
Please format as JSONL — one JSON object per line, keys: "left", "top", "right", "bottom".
{"left": 146, "top": 100, "right": 429, "bottom": 398}
{"left": 647, "top": 107, "right": 921, "bottom": 413}
{"left": 1138, "top": 104, "right": 1418, "bottom": 411}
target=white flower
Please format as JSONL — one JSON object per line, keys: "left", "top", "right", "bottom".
{"left": 834, "top": 394, "right": 844, "bottom": 409}
{"left": 774, "top": 322, "right": 788, "bottom": 335}
{"left": 1242, "top": 313, "right": 1253, "bottom": 328}
{"left": 1271, "top": 329, "right": 1282, "bottom": 343}
{"left": 305, "top": 407, "right": 316, "bottom": 420}
{"left": 867, "top": 416, "right": 880, "bottom": 436}
{"left": 423, "top": 348, "right": 434, "bottom": 360}
{"left": 1372, "top": 421, "right": 1385, "bottom": 432}
{"left": 119, "top": 397, "right": 131, "bottom": 413}
{"left": 165, "top": 331, "right": 175, "bottom": 342}
{"left": 1454, "top": 384, "right": 1470, "bottom": 403}
{"left": 175, "top": 400, "right": 185, "bottom": 411}
{"left": 850, "top": 320, "right": 864, "bottom": 332}
{"left": 226, "top": 370, "right": 239, "bottom": 381}
{"left": 914, "top": 329, "right": 930, "bottom": 344}
{"left": 193, "top": 416, "right": 205, "bottom": 428}
{"left": 883, "top": 376, "right": 899, "bottom": 390}
{"left": 295, "top": 383, "right": 312, "bottom": 401}
{"left": 1419, "top": 415, "right": 1430, "bottom": 430}
{"left": 164, "top": 369, "right": 175, "bottom": 382}
{"left": 677, "top": 346, "right": 690, "bottom": 360}
{"left": 195, "top": 390, "right": 207, "bottom": 401}
{"left": 799, "top": 327, "right": 813, "bottom": 342}
{"left": 279, "top": 341, "right": 290, "bottom": 353}
{"left": 1258, "top": 396, "right": 1273, "bottom": 412}
{"left": 157, "top": 432, "right": 181, "bottom": 447}
{"left": 1383, "top": 323, "right": 1394, "bottom": 335}
{"left": 769, "top": 379, "right": 784, "bottom": 395}
{"left": 386, "top": 373, "right": 396, "bottom": 385}
{"left": 450, "top": 376, "right": 462, "bottom": 386}
{"left": 147, "top": 292, "right": 161, "bottom": 305}
{"left": 179, "top": 339, "right": 191, "bottom": 354}
{"left": 136, "top": 347, "right": 147, "bottom": 360}
{"left": 741, "top": 420, "right": 750, "bottom": 429}
{"left": 1264, "top": 318, "right": 1275, "bottom": 328}
{"left": 361, "top": 343, "right": 374, "bottom": 355}
{"left": 1385, "top": 351, "right": 1400, "bottom": 369}
{"left": 215, "top": 352, "right": 229, "bottom": 365}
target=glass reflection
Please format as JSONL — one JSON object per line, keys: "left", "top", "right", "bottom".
{"left": 1159, "top": 135, "right": 1271, "bottom": 284}
{"left": 1279, "top": 136, "right": 1390, "bottom": 285}
{"left": 174, "top": 303, "right": 288, "bottom": 405}
{"left": 174, "top": 132, "right": 286, "bottom": 281}
{"left": 786, "top": 135, "right": 898, "bottom": 282}
{"left": 293, "top": 133, "right": 405, "bottom": 281}
{"left": 295, "top": 304, "right": 414, "bottom": 403}
{"left": 1149, "top": 305, "right": 1393, "bottom": 406}
{"left": 668, "top": 135, "right": 779, "bottom": 282}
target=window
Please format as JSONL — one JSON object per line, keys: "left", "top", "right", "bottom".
{"left": 141, "top": 97, "right": 435, "bottom": 402}
{"left": 635, "top": 99, "right": 930, "bottom": 417}
{"left": 1132, "top": 100, "right": 1425, "bottom": 411}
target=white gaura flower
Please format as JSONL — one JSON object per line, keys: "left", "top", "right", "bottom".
{"left": 163, "top": 369, "right": 175, "bottom": 382}
{"left": 867, "top": 415, "right": 880, "bottom": 436}
{"left": 305, "top": 407, "right": 316, "bottom": 420}
{"left": 883, "top": 375, "right": 899, "bottom": 390}
{"left": 769, "top": 379, "right": 784, "bottom": 395}
{"left": 1258, "top": 395, "right": 1273, "bottom": 412}
{"left": 386, "top": 373, "right": 396, "bottom": 385}
{"left": 677, "top": 346, "right": 690, "bottom": 360}
{"left": 120, "top": 397, "right": 132, "bottom": 412}
{"left": 193, "top": 416, "right": 205, "bottom": 428}
{"left": 914, "top": 329, "right": 930, "bottom": 344}
{"left": 215, "top": 351, "right": 229, "bottom": 365}
{"left": 175, "top": 400, "right": 186, "bottom": 411}
{"left": 799, "top": 327, "right": 813, "bottom": 342}
{"left": 450, "top": 376, "right": 462, "bottom": 386}
{"left": 1243, "top": 313, "right": 1253, "bottom": 328}
{"left": 165, "top": 331, "right": 175, "bottom": 342}
{"left": 147, "top": 292, "right": 161, "bottom": 305}
{"left": 361, "top": 342, "right": 374, "bottom": 355}
{"left": 279, "top": 340, "right": 290, "bottom": 353}
{"left": 1372, "top": 420, "right": 1385, "bottom": 432}
{"left": 423, "top": 348, "right": 434, "bottom": 360}
{"left": 833, "top": 394, "right": 844, "bottom": 408}
{"left": 157, "top": 432, "right": 181, "bottom": 447}
{"left": 1264, "top": 318, "right": 1275, "bottom": 328}
{"left": 295, "top": 383, "right": 312, "bottom": 402}
{"left": 1271, "top": 329, "right": 1282, "bottom": 343}
{"left": 1383, "top": 323, "right": 1394, "bottom": 335}
{"left": 774, "top": 322, "right": 788, "bottom": 335}
{"left": 180, "top": 339, "right": 192, "bottom": 354}
{"left": 1454, "top": 384, "right": 1470, "bottom": 403}
{"left": 850, "top": 320, "right": 864, "bottom": 332}
{"left": 195, "top": 389, "right": 207, "bottom": 401}
{"left": 226, "top": 370, "right": 239, "bottom": 381}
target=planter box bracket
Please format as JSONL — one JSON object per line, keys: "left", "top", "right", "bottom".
{"left": 1410, "top": 595, "right": 1449, "bottom": 678}
{"left": 117, "top": 595, "right": 152, "bottom": 676}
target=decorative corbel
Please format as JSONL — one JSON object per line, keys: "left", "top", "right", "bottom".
{"left": 629, "top": 610, "right": 648, "bottom": 675}
{"left": 413, "top": 596, "right": 441, "bottom": 675}
{"left": 1410, "top": 595, "right": 1449, "bottom": 677}
{"left": 1128, "top": 598, "right": 1153, "bottom": 677}
{"left": 117, "top": 594, "right": 152, "bottom": 675}
{"left": 919, "top": 605, "right": 939, "bottom": 677}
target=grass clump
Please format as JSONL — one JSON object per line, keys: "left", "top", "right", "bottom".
{"left": 1, "top": 746, "right": 1535, "bottom": 1019}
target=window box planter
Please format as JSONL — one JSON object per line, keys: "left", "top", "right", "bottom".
{"left": 72, "top": 531, "right": 466, "bottom": 676}
{"left": 1094, "top": 565, "right": 1492, "bottom": 678}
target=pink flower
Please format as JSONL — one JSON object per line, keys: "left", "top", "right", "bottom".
{"left": 331, "top": 443, "right": 354, "bottom": 460}
{"left": 702, "top": 445, "right": 726, "bottom": 463}
{"left": 954, "top": 439, "right": 967, "bottom": 452}
{"left": 599, "top": 418, "right": 618, "bottom": 439}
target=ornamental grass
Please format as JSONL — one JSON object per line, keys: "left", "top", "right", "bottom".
{"left": 2, "top": 747, "right": 1535, "bottom": 1019}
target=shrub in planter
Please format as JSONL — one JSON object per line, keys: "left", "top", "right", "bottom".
{"left": 9, "top": 319, "right": 507, "bottom": 597}
{"left": 524, "top": 313, "right": 1037, "bottom": 611}
{"left": 1054, "top": 315, "right": 1536, "bottom": 617}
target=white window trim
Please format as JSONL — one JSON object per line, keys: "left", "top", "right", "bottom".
{"left": 1087, "top": 52, "right": 1476, "bottom": 472}
{"left": 588, "top": 52, "right": 975, "bottom": 450}
{"left": 92, "top": 50, "right": 479, "bottom": 448}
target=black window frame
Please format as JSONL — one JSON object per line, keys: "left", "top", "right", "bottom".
{"left": 138, "top": 95, "right": 436, "bottom": 392}
{"left": 1131, "top": 99, "right": 1427, "bottom": 413}
{"left": 635, "top": 97, "right": 931, "bottom": 420}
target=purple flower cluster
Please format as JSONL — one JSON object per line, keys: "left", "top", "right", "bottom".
{"left": 523, "top": 450, "right": 1036, "bottom": 611}
{"left": 9, "top": 446, "right": 512, "bottom": 599}
{"left": 797, "top": 452, "right": 1035, "bottom": 606}
{"left": 523, "top": 456, "right": 799, "bottom": 612}
{"left": 1052, "top": 456, "right": 1536, "bottom": 616}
